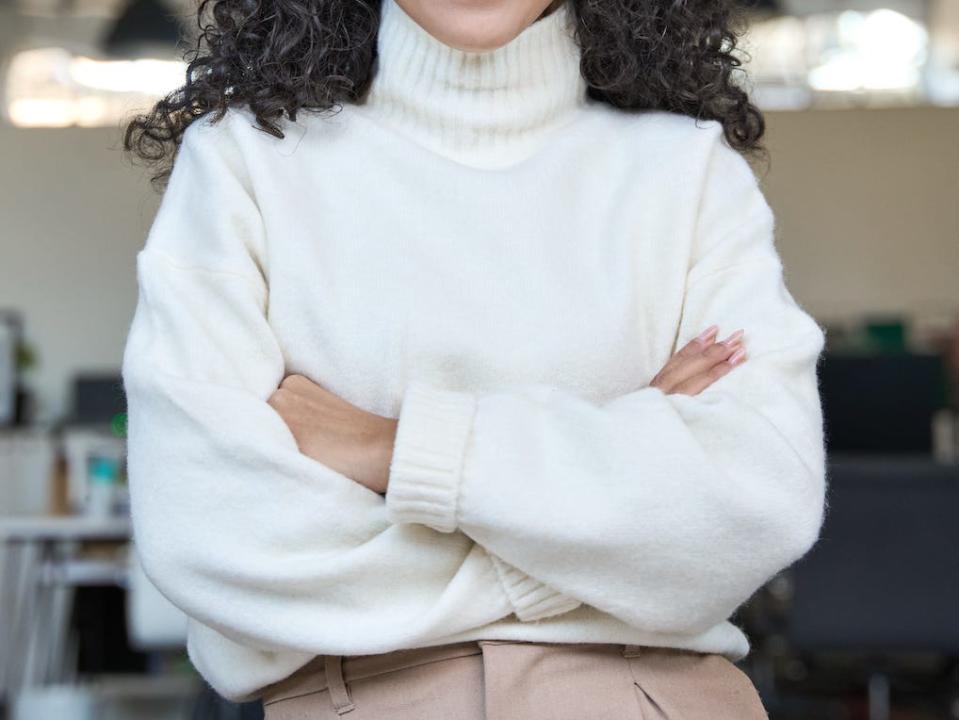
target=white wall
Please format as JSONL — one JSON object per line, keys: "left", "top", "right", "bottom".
{"left": 0, "top": 126, "right": 159, "bottom": 423}
{"left": 1, "top": 105, "right": 957, "bottom": 422}
{"left": 761, "top": 105, "right": 959, "bottom": 326}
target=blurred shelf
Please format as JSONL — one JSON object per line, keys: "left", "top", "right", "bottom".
{"left": 0, "top": 515, "right": 130, "bottom": 541}
{"left": 83, "top": 672, "right": 201, "bottom": 700}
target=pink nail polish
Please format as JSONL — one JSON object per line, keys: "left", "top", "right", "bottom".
{"left": 728, "top": 347, "right": 747, "bottom": 365}
{"left": 721, "top": 329, "right": 745, "bottom": 345}
{"left": 696, "top": 325, "right": 719, "bottom": 343}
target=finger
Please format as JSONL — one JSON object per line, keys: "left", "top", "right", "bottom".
{"left": 670, "top": 363, "right": 734, "bottom": 396}
{"left": 670, "top": 346, "right": 748, "bottom": 395}
{"left": 658, "top": 326, "right": 721, "bottom": 388}
{"left": 656, "top": 330, "right": 744, "bottom": 391}
{"left": 675, "top": 330, "right": 744, "bottom": 379}
{"left": 671, "top": 325, "right": 719, "bottom": 363}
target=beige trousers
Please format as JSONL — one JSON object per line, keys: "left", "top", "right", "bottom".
{"left": 259, "top": 640, "right": 768, "bottom": 720}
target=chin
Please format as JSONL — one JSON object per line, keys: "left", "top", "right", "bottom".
{"left": 404, "top": 0, "right": 541, "bottom": 53}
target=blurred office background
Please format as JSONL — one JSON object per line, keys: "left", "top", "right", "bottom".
{"left": 1, "top": 0, "right": 958, "bottom": 717}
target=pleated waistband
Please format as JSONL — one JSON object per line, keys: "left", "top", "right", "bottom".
{"left": 260, "top": 640, "right": 486, "bottom": 706}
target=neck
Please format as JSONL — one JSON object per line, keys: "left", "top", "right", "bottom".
{"left": 355, "top": 0, "right": 589, "bottom": 169}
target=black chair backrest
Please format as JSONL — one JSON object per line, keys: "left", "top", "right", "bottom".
{"left": 819, "top": 353, "right": 947, "bottom": 454}
{"left": 70, "top": 373, "right": 126, "bottom": 425}
{"left": 786, "top": 455, "right": 959, "bottom": 652}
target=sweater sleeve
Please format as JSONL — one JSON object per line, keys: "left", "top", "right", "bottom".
{"left": 385, "top": 127, "right": 828, "bottom": 637}
{"left": 121, "top": 114, "right": 579, "bottom": 664}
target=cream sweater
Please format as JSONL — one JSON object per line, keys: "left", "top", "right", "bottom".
{"left": 121, "top": 0, "right": 828, "bottom": 702}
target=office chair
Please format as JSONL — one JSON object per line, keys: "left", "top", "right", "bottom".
{"left": 784, "top": 455, "right": 959, "bottom": 720}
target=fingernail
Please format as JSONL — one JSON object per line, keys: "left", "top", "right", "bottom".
{"left": 721, "top": 329, "right": 745, "bottom": 345}
{"left": 727, "top": 347, "right": 747, "bottom": 365}
{"left": 696, "top": 325, "right": 719, "bottom": 343}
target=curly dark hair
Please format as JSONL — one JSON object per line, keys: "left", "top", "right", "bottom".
{"left": 124, "top": 0, "right": 767, "bottom": 188}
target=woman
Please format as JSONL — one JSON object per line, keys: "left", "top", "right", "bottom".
{"left": 121, "top": 0, "right": 827, "bottom": 717}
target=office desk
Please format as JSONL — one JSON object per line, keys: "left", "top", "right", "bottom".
{"left": 0, "top": 515, "right": 131, "bottom": 704}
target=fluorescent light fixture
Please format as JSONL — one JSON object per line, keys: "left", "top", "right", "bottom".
{"left": 807, "top": 9, "right": 928, "bottom": 92}
{"left": 4, "top": 47, "right": 186, "bottom": 127}
{"left": 69, "top": 56, "right": 186, "bottom": 93}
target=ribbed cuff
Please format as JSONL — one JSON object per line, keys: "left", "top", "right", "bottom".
{"left": 385, "top": 380, "right": 477, "bottom": 533}
{"left": 487, "top": 552, "right": 582, "bottom": 622}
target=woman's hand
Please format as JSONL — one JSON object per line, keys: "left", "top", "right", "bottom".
{"left": 650, "top": 325, "right": 747, "bottom": 395}
{"left": 266, "top": 326, "right": 744, "bottom": 493}
{"left": 267, "top": 374, "right": 398, "bottom": 494}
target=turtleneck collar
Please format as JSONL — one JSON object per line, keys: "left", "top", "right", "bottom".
{"left": 354, "top": 0, "right": 589, "bottom": 169}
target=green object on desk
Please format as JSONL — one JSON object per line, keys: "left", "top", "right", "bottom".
{"left": 865, "top": 317, "right": 907, "bottom": 353}
{"left": 111, "top": 411, "right": 127, "bottom": 438}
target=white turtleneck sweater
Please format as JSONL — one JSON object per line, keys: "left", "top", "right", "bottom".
{"left": 122, "top": 0, "right": 828, "bottom": 703}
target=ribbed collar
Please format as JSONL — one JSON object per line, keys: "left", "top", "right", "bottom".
{"left": 354, "top": 0, "right": 589, "bottom": 169}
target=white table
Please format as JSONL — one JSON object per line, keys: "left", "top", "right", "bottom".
{"left": 0, "top": 515, "right": 131, "bottom": 704}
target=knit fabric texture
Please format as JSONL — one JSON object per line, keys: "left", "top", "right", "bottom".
{"left": 121, "top": 0, "right": 828, "bottom": 702}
